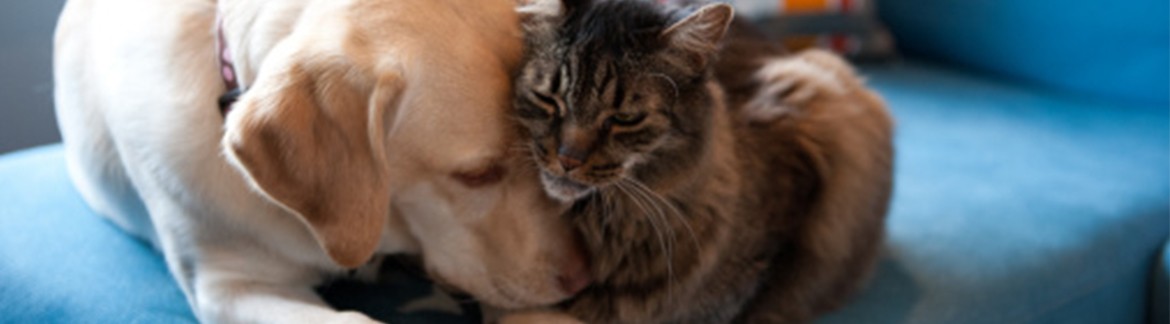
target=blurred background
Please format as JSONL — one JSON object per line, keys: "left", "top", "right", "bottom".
{"left": 0, "top": 0, "right": 66, "bottom": 154}
{"left": 0, "top": 0, "right": 1166, "bottom": 323}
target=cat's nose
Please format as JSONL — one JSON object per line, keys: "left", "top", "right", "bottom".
{"left": 558, "top": 154, "right": 583, "bottom": 171}
{"left": 558, "top": 126, "right": 592, "bottom": 172}
{"left": 557, "top": 146, "right": 586, "bottom": 171}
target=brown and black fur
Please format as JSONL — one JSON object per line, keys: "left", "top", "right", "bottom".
{"left": 511, "top": 0, "right": 893, "bottom": 322}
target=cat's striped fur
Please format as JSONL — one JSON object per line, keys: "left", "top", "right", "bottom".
{"left": 511, "top": 0, "right": 894, "bottom": 322}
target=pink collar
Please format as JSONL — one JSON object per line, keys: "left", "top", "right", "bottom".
{"left": 216, "top": 16, "right": 242, "bottom": 116}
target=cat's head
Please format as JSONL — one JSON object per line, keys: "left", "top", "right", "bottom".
{"left": 513, "top": 0, "right": 733, "bottom": 201}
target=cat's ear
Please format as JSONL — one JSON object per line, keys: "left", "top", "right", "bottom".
{"left": 660, "top": 3, "right": 734, "bottom": 74}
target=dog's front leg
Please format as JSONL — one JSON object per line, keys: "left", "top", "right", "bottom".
{"left": 128, "top": 185, "right": 373, "bottom": 323}
{"left": 193, "top": 272, "right": 380, "bottom": 324}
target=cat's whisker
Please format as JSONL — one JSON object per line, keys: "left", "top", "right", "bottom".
{"left": 613, "top": 181, "right": 673, "bottom": 292}
{"left": 615, "top": 182, "right": 670, "bottom": 274}
{"left": 627, "top": 178, "right": 701, "bottom": 253}
{"left": 636, "top": 184, "right": 683, "bottom": 304}
{"left": 635, "top": 182, "right": 680, "bottom": 275}
{"left": 590, "top": 186, "right": 611, "bottom": 225}
{"left": 619, "top": 179, "right": 679, "bottom": 303}
{"left": 615, "top": 181, "right": 663, "bottom": 254}
{"left": 622, "top": 179, "right": 674, "bottom": 244}
{"left": 600, "top": 186, "right": 616, "bottom": 228}
{"left": 626, "top": 178, "right": 701, "bottom": 306}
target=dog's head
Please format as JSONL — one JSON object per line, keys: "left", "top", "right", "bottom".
{"left": 221, "top": 0, "right": 588, "bottom": 308}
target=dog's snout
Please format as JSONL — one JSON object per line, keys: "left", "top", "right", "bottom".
{"left": 557, "top": 247, "right": 592, "bottom": 296}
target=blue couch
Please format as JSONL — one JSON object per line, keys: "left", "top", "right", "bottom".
{"left": 2, "top": 1, "right": 1166, "bottom": 322}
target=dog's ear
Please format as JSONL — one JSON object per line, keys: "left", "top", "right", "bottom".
{"left": 223, "top": 65, "right": 403, "bottom": 269}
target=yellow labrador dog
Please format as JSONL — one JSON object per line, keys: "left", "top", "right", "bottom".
{"left": 54, "top": 0, "right": 590, "bottom": 322}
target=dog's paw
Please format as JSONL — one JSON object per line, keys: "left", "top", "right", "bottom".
{"left": 744, "top": 49, "right": 851, "bottom": 123}
{"left": 327, "top": 311, "right": 382, "bottom": 324}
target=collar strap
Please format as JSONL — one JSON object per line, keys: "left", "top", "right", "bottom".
{"left": 216, "top": 16, "right": 242, "bottom": 116}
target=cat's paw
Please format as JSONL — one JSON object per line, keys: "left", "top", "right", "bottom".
{"left": 744, "top": 49, "right": 851, "bottom": 123}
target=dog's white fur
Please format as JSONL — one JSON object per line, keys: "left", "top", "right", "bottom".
{"left": 54, "top": 0, "right": 586, "bottom": 322}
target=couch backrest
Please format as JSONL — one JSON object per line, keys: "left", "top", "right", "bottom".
{"left": 878, "top": 0, "right": 1169, "bottom": 104}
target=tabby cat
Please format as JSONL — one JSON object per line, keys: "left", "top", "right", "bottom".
{"left": 508, "top": 0, "right": 894, "bottom": 322}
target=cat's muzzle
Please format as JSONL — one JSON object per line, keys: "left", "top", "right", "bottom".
{"left": 540, "top": 170, "right": 596, "bottom": 202}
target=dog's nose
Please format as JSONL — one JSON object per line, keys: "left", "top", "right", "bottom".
{"left": 557, "top": 248, "right": 592, "bottom": 296}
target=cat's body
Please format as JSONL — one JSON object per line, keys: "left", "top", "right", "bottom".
{"left": 510, "top": 1, "right": 893, "bottom": 322}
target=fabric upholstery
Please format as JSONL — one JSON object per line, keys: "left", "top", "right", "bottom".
{"left": 877, "top": 0, "right": 1170, "bottom": 104}
{"left": 0, "top": 148, "right": 474, "bottom": 323}
{"left": 818, "top": 61, "right": 1169, "bottom": 323}
{"left": 1, "top": 61, "right": 1165, "bottom": 323}
{"left": 0, "top": 146, "right": 195, "bottom": 323}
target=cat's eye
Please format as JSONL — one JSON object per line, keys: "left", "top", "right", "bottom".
{"left": 610, "top": 112, "right": 646, "bottom": 126}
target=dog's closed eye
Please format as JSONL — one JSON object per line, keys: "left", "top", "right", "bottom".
{"left": 452, "top": 164, "right": 506, "bottom": 188}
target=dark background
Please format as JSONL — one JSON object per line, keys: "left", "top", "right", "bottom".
{"left": 1, "top": 0, "right": 68, "bottom": 154}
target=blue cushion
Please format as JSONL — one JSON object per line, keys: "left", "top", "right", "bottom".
{"left": 0, "top": 146, "right": 476, "bottom": 323}
{"left": 1, "top": 61, "right": 1166, "bottom": 322}
{"left": 0, "top": 146, "right": 195, "bottom": 322}
{"left": 877, "top": 0, "right": 1170, "bottom": 104}
{"left": 819, "top": 61, "right": 1169, "bottom": 323}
